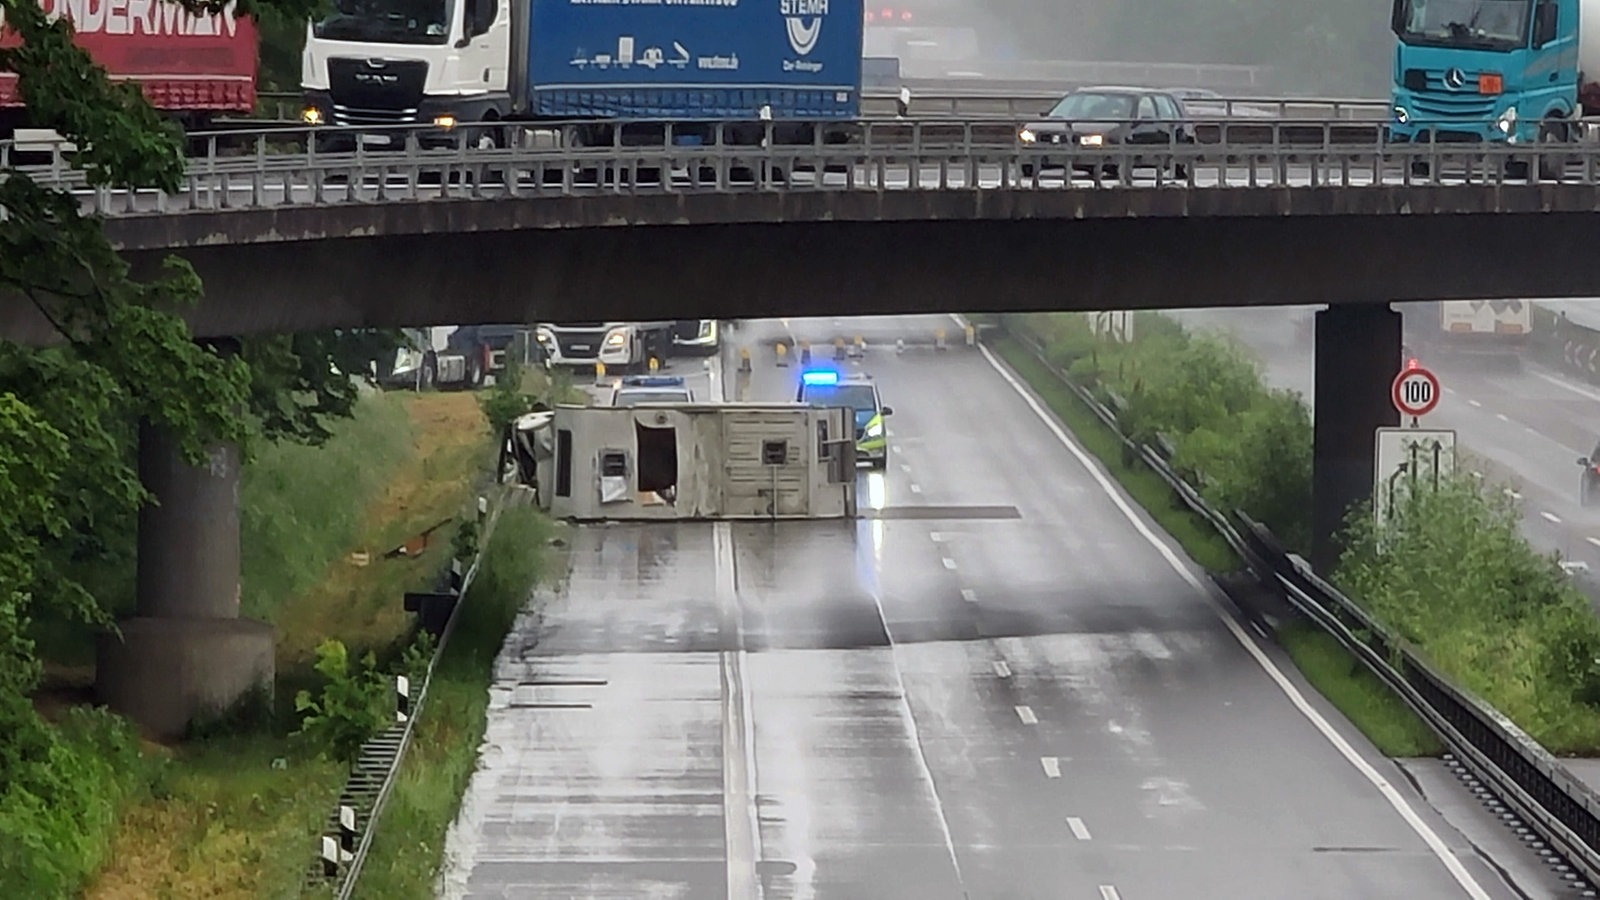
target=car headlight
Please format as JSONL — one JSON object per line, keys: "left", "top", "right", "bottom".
{"left": 1079, "top": 134, "right": 1104, "bottom": 147}
{"left": 1393, "top": 105, "right": 1410, "bottom": 125}
{"left": 603, "top": 330, "right": 628, "bottom": 348}
{"left": 1019, "top": 128, "right": 1036, "bottom": 143}
{"left": 1496, "top": 106, "right": 1517, "bottom": 135}
{"left": 535, "top": 328, "right": 555, "bottom": 346}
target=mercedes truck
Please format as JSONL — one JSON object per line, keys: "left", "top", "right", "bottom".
{"left": 1387, "top": 0, "right": 1600, "bottom": 173}
{"left": 299, "top": 0, "right": 864, "bottom": 150}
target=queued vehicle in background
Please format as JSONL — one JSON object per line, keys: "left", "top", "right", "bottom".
{"left": 1017, "top": 86, "right": 1197, "bottom": 179}
{"left": 669, "top": 320, "right": 722, "bottom": 356}
{"left": 610, "top": 375, "right": 694, "bottom": 407}
{"left": 535, "top": 322, "right": 676, "bottom": 373}
{"left": 377, "top": 325, "right": 500, "bottom": 390}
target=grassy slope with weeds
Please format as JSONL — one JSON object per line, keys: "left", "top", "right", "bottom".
{"left": 351, "top": 503, "right": 556, "bottom": 899}
{"left": 989, "top": 321, "right": 1439, "bottom": 758}
{"left": 86, "top": 390, "right": 492, "bottom": 900}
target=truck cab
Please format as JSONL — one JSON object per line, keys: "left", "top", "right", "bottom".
{"left": 299, "top": 0, "right": 513, "bottom": 148}
{"left": 1388, "top": 0, "right": 1576, "bottom": 148}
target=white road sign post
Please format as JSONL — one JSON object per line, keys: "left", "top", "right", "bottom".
{"left": 1374, "top": 362, "right": 1453, "bottom": 528}
{"left": 1087, "top": 310, "right": 1134, "bottom": 343}
{"left": 1374, "top": 427, "right": 1457, "bottom": 526}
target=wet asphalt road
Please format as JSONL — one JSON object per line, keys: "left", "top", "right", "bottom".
{"left": 439, "top": 314, "right": 1543, "bottom": 899}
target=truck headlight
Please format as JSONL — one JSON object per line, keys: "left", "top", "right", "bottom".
{"left": 1393, "top": 105, "right": 1410, "bottom": 125}
{"left": 1495, "top": 106, "right": 1517, "bottom": 135}
{"left": 301, "top": 106, "right": 325, "bottom": 126}
{"left": 604, "top": 330, "right": 628, "bottom": 349}
{"left": 1019, "top": 128, "right": 1036, "bottom": 143}
{"left": 1079, "top": 134, "right": 1104, "bottom": 147}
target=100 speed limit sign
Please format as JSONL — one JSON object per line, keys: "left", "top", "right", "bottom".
{"left": 1392, "top": 365, "right": 1440, "bottom": 417}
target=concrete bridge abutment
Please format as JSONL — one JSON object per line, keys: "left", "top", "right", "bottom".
{"left": 96, "top": 408, "right": 273, "bottom": 738}
{"left": 1311, "top": 304, "right": 1402, "bottom": 571}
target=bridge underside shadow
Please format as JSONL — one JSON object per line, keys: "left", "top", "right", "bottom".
{"left": 7, "top": 202, "right": 1600, "bottom": 342}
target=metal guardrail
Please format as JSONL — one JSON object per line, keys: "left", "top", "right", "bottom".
{"left": 245, "top": 89, "right": 1387, "bottom": 126}
{"left": 8, "top": 116, "right": 1596, "bottom": 219}
{"left": 302, "top": 486, "right": 524, "bottom": 898}
{"left": 997, "top": 321, "right": 1600, "bottom": 894}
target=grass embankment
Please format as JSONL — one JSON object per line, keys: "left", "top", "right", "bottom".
{"left": 990, "top": 314, "right": 1440, "bottom": 758}
{"left": 86, "top": 389, "right": 492, "bottom": 899}
{"left": 351, "top": 504, "right": 557, "bottom": 898}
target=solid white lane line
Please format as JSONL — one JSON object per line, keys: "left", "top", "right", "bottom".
{"left": 993, "top": 660, "right": 1013, "bottom": 678}
{"left": 1531, "top": 368, "right": 1600, "bottom": 404}
{"left": 961, "top": 588, "right": 978, "bottom": 604}
{"left": 1016, "top": 705, "right": 1038, "bottom": 725}
{"left": 1041, "top": 756, "right": 1061, "bottom": 778}
{"left": 1542, "top": 511, "right": 1563, "bottom": 524}
{"left": 714, "top": 522, "right": 759, "bottom": 900}
{"left": 1067, "top": 817, "right": 1092, "bottom": 840}
{"left": 979, "top": 343, "right": 1494, "bottom": 900}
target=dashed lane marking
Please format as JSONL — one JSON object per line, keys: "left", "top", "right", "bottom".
{"left": 1016, "top": 705, "right": 1038, "bottom": 725}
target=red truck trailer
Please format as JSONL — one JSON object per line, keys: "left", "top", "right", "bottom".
{"left": 0, "top": 0, "right": 257, "bottom": 139}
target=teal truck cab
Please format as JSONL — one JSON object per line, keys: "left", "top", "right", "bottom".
{"left": 1388, "top": 0, "right": 1593, "bottom": 166}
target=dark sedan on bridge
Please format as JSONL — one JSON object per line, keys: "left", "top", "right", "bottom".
{"left": 1017, "top": 87, "right": 1198, "bottom": 179}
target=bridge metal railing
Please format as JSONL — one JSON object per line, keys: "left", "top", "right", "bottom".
{"left": 245, "top": 90, "right": 1388, "bottom": 125}
{"left": 995, "top": 319, "right": 1600, "bottom": 893}
{"left": 4, "top": 115, "right": 1595, "bottom": 218}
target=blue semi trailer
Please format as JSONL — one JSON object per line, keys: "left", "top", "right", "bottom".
{"left": 300, "top": 0, "right": 865, "bottom": 146}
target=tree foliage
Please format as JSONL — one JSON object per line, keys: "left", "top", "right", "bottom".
{"left": 1012, "top": 312, "right": 1314, "bottom": 551}
{"left": 1338, "top": 474, "right": 1600, "bottom": 751}
{"left": 0, "top": 0, "right": 364, "bottom": 782}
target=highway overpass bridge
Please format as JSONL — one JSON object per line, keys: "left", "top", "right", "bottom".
{"left": 14, "top": 118, "right": 1600, "bottom": 734}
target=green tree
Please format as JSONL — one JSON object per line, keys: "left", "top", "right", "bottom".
{"left": 0, "top": 0, "right": 352, "bottom": 771}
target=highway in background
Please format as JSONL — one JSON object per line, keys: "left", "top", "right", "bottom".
{"left": 1172, "top": 306, "right": 1600, "bottom": 594}
{"left": 438, "top": 315, "right": 1547, "bottom": 898}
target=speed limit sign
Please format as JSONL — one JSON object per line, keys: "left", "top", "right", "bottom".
{"left": 1392, "top": 364, "right": 1441, "bottom": 418}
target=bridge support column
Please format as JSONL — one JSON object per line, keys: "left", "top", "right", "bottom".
{"left": 1312, "top": 304, "right": 1401, "bottom": 572}
{"left": 96, "top": 408, "right": 273, "bottom": 738}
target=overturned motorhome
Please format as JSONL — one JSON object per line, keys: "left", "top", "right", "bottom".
{"left": 506, "top": 403, "right": 858, "bottom": 520}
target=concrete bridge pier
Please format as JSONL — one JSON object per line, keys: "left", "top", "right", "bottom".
{"left": 1311, "top": 304, "right": 1402, "bottom": 571}
{"left": 96, "top": 419, "right": 274, "bottom": 738}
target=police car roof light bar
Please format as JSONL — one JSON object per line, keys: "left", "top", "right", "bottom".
{"left": 801, "top": 369, "right": 840, "bottom": 385}
{"left": 622, "top": 376, "right": 686, "bottom": 387}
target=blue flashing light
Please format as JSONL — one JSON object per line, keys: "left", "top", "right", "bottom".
{"left": 801, "top": 369, "right": 840, "bottom": 386}
{"left": 621, "top": 376, "right": 686, "bottom": 387}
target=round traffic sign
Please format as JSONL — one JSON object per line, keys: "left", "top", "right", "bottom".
{"left": 1392, "top": 364, "right": 1440, "bottom": 417}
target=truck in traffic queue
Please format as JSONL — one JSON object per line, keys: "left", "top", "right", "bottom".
{"left": 1387, "top": 0, "right": 1600, "bottom": 172}
{"left": 535, "top": 321, "right": 677, "bottom": 373}
{"left": 377, "top": 324, "right": 537, "bottom": 390}
{"left": 298, "top": 0, "right": 865, "bottom": 152}
{"left": 0, "top": 0, "right": 257, "bottom": 146}
{"left": 1406, "top": 299, "right": 1531, "bottom": 369}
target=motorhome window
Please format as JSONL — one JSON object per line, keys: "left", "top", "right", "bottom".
{"left": 763, "top": 440, "right": 789, "bottom": 466}
{"left": 600, "top": 450, "right": 629, "bottom": 478}
{"left": 635, "top": 423, "right": 678, "bottom": 498}
{"left": 555, "top": 429, "right": 573, "bottom": 497}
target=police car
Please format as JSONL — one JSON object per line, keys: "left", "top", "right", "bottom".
{"left": 611, "top": 375, "right": 693, "bottom": 407}
{"left": 796, "top": 369, "right": 892, "bottom": 468}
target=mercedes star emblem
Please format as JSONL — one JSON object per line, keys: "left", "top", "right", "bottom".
{"left": 1444, "top": 67, "right": 1466, "bottom": 89}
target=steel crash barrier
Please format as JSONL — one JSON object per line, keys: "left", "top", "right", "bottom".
{"left": 996, "top": 322, "right": 1600, "bottom": 893}
{"left": 5, "top": 116, "right": 1597, "bottom": 219}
